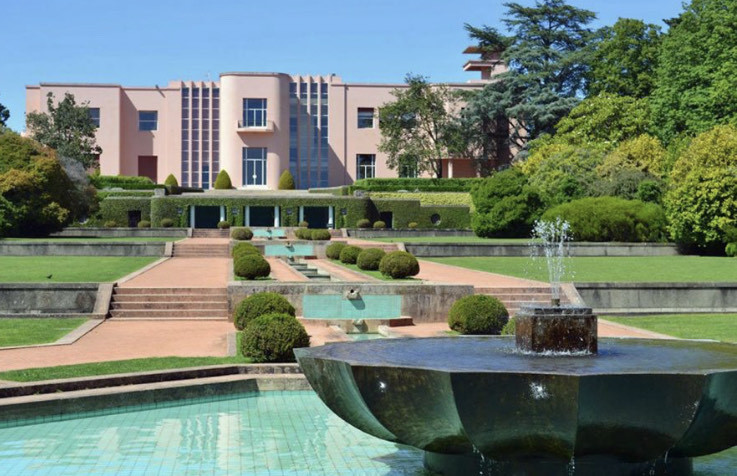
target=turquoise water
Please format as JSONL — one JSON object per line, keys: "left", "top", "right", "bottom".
{"left": 0, "top": 390, "right": 733, "bottom": 475}
{"left": 302, "top": 295, "right": 402, "bottom": 319}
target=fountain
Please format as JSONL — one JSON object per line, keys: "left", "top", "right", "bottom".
{"left": 295, "top": 220, "right": 737, "bottom": 475}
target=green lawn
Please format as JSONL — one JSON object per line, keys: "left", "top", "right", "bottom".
{"left": 425, "top": 256, "right": 737, "bottom": 282}
{"left": 370, "top": 236, "right": 534, "bottom": 244}
{"left": 0, "top": 318, "right": 89, "bottom": 347}
{"left": 330, "top": 260, "right": 419, "bottom": 281}
{"left": 0, "top": 256, "right": 158, "bottom": 282}
{"left": 2, "top": 237, "right": 180, "bottom": 242}
{"left": 604, "top": 314, "right": 737, "bottom": 343}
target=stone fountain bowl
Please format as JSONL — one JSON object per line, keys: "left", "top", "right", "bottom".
{"left": 295, "top": 337, "right": 737, "bottom": 475}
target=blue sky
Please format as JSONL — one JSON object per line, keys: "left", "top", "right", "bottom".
{"left": 1, "top": 0, "right": 685, "bottom": 132}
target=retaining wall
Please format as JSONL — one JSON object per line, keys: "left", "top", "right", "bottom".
{"left": 0, "top": 242, "right": 166, "bottom": 257}
{"left": 51, "top": 227, "right": 188, "bottom": 238}
{"left": 406, "top": 242, "right": 679, "bottom": 258}
{"left": 0, "top": 283, "right": 102, "bottom": 315}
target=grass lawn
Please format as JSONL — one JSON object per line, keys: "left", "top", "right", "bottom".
{"left": 369, "top": 236, "right": 534, "bottom": 244}
{"left": 425, "top": 256, "right": 737, "bottom": 282}
{"left": 2, "top": 237, "right": 180, "bottom": 242}
{"left": 0, "top": 318, "right": 89, "bottom": 347}
{"left": 604, "top": 314, "right": 737, "bottom": 343}
{"left": 0, "top": 256, "right": 158, "bottom": 282}
{"left": 329, "top": 260, "right": 419, "bottom": 281}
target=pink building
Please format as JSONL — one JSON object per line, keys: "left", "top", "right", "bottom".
{"left": 26, "top": 51, "right": 501, "bottom": 189}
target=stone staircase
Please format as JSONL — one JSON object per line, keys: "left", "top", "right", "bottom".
{"left": 289, "top": 261, "right": 332, "bottom": 281}
{"left": 191, "top": 229, "right": 230, "bottom": 238}
{"left": 109, "top": 287, "right": 229, "bottom": 320}
{"left": 475, "top": 286, "right": 569, "bottom": 316}
{"left": 172, "top": 241, "right": 230, "bottom": 257}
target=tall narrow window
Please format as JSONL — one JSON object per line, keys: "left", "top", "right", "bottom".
{"left": 242, "top": 147, "right": 267, "bottom": 186}
{"left": 357, "top": 154, "right": 375, "bottom": 179}
{"left": 88, "top": 108, "right": 100, "bottom": 128}
{"left": 357, "top": 108, "right": 375, "bottom": 129}
{"left": 242, "top": 98, "right": 267, "bottom": 127}
{"left": 138, "top": 111, "right": 158, "bottom": 131}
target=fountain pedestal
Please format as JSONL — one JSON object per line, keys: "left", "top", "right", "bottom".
{"left": 515, "top": 305, "right": 597, "bottom": 354}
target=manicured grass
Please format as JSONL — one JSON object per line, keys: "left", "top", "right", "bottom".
{"left": 604, "top": 314, "right": 737, "bottom": 343}
{"left": 0, "top": 318, "right": 89, "bottom": 347}
{"left": 330, "top": 260, "right": 419, "bottom": 281}
{"left": 370, "top": 236, "right": 535, "bottom": 244}
{"left": 0, "top": 356, "right": 253, "bottom": 382}
{"left": 0, "top": 256, "right": 158, "bottom": 282}
{"left": 2, "top": 237, "right": 181, "bottom": 242}
{"left": 425, "top": 256, "right": 737, "bottom": 282}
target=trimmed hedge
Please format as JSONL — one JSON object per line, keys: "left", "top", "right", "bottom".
{"left": 97, "top": 190, "right": 155, "bottom": 199}
{"left": 234, "top": 292, "right": 296, "bottom": 330}
{"left": 369, "top": 192, "right": 475, "bottom": 212}
{"left": 160, "top": 218, "right": 174, "bottom": 227}
{"left": 232, "top": 241, "right": 260, "bottom": 259}
{"left": 356, "top": 248, "right": 386, "bottom": 271}
{"left": 217, "top": 220, "right": 230, "bottom": 229}
{"left": 542, "top": 197, "right": 668, "bottom": 242}
{"left": 339, "top": 245, "right": 362, "bottom": 264}
{"left": 164, "top": 174, "right": 179, "bottom": 187}
{"left": 357, "top": 219, "right": 372, "bottom": 228}
{"left": 448, "top": 295, "right": 509, "bottom": 335}
{"left": 379, "top": 251, "right": 420, "bottom": 279}
{"left": 326, "top": 242, "right": 347, "bottom": 260}
{"left": 311, "top": 229, "right": 331, "bottom": 241}
{"left": 351, "top": 178, "right": 483, "bottom": 192}
{"left": 278, "top": 170, "right": 296, "bottom": 190}
{"left": 370, "top": 199, "right": 470, "bottom": 229}
{"left": 89, "top": 197, "right": 151, "bottom": 227}
{"left": 240, "top": 313, "right": 310, "bottom": 362}
{"left": 137, "top": 220, "right": 151, "bottom": 228}
{"left": 234, "top": 254, "right": 271, "bottom": 280}
{"left": 373, "top": 221, "right": 386, "bottom": 229}
{"left": 90, "top": 174, "right": 161, "bottom": 190}
{"left": 231, "top": 227, "right": 254, "bottom": 240}
{"left": 214, "top": 170, "right": 232, "bottom": 189}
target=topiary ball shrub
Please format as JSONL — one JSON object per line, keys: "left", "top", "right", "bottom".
{"left": 164, "top": 174, "right": 179, "bottom": 187}
{"left": 299, "top": 220, "right": 309, "bottom": 228}
{"left": 104, "top": 220, "right": 117, "bottom": 228}
{"left": 326, "top": 242, "right": 347, "bottom": 260}
{"left": 339, "top": 245, "right": 362, "bottom": 264}
{"left": 160, "top": 218, "right": 174, "bottom": 228}
{"left": 232, "top": 241, "right": 260, "bottom": 259}
{"left": 726, "top": 243, "right": 737, "bottom": 257}
{"left": 278, "top": 170, "right": 296, "bottom": 190}
{"left": 379, "top": 251, "right": 420, "bottom": 279}
{"left": 356, "top": 248, "right": 386, "bottom": 271}
{"left": 234, "top": 254, "right": 271, "bottom": 280}
{"left": 448, "top": 295, "right": 509, "bottom": 335}
{"left": 356, "top": 218, "right": 371, "bottom": 229}
{"left": 214, "top": 169, "right": 233, "bottom": 189}
{"left": 311, "top": 229, "right": 331, "bottom": 241}
{"left": 137, "top": 220, "right": 151, "bottom": 228}
{"left": 217, "top": 220, "right": 231, "bottom": 229}
{"left": 408, "top": 222, "right": 418, "bottom": 229}
{"left": 234, "top": 292, "right": 296, "bottom": 330}
{"left": 231, "top": 227, "right": 253, "bottom": 241}
{"left": 373, "top": 220, "right": 386, "bottom": 229}
{"left": 294, "top": 228, "right": 310, "bottom": 240}
{"left": 240, "top": 313, "right": 310, "bottom": 362}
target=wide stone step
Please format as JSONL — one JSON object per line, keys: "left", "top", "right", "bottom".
{"left": 475, "top": 287, "right": 553, "bottom": 294}
{"left": 109, "top": 309, "right": 229, "bottom": 319}
{"left": 477, "top": 292, "right": 555, "bottom": 300}
{"left": 111, "top": 302, "right": 228, "bottom": 310}
{"left": 112, "top": 294, "right": 227, "bottom": 303}
{"left": 114, "top": 287, "right": 227, "bottom": 295}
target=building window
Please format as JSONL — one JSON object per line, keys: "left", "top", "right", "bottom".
{"left": 357, "top": 108, "right": 375, "bottom": 129}
{"left": 88, "top": 108, "right": 100, "bottom": 128}
{"left": 242, "top": 98, "right": 267, "bottom": 127}
{"left": 357, "top": 154, "right": 375, "bottom": 179}
{"left": 243, "top": 147, "right": 267, "bottom": 186}
{"left": 139, "top": 111, "right": 158, "bottom": 131}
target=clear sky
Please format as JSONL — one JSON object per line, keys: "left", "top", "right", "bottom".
{"left": 1, "top": 0, "right": 685, "bottom": 132}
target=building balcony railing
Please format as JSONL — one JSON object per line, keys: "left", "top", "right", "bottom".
{"left": 236, "top": 120, "right": 274, "bottom": 133}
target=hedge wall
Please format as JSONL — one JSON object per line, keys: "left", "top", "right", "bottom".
{"left": 369, "top": 192, "right": 475, "bottom": 212}
{"left": 90, "top": 197, "right": 152, "bottom": 226}
{"left": 370, "top": 199, "right": 471, "bottom": 229}
{"left": 90, "top": 175, "right": 164, "bottom": 190}
{"left": 351, "top": 178, "right": 483, "bottom": 192}
{"left": 97, "top": 190, "right": 156, "bottom": 199}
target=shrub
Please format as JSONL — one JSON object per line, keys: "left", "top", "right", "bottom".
{"left": 373, "top": 220, "right": 386, "bottom": 229}
{"left": 278, "top": 170, "right": 296, "bottom": 190}
{"left": 233, "top": 254, "right": 271, "bottom": 280}
{"left": 164, "top": 174, "right": 179, "bottom": 187}
{"left": 294, "top": 228, "right": 311, "bottom": 240}
{"left": 448, "top": 295, "right": 509, "bottom": 335}
{"left": 311, "top": 229, "right": 331, "bottom": 241}
{"left": 356, "top": 218, "right": 371, "bottom": 228}
{"left": 408, "top": 222, "right": 418, "bottom": 229}
{"left": 379, "top": 251, "right": 420, "bottom": 279}
{"left": 231, "top": 227, "right": 254, "bottom": 240}
{"left": 234, "top": 292, "right": 296, "bottom": 330}
{"left": 104, "top": 220, "right": 117, "bottom": 228}
{"left": 137, "top": 220, "right": 151, "bottom": 228}
{"left": 232, "top": 241, "right": 260, "bottom": 259}
{"left": 637, "top": 180, "right": 663, "bottom": 203}
{"left": 240, "top": 313, "right": 310, "bottom": 362}
{"left": 298, "top": 220, "right": 309, "bottom": 228}
{"left": 217, "top": 220, "right": 231, "bottom": 229}
{"left": 160, "top": 218, "right": 174, "bottom": 228}
{"left": 501, "top": 318, "right": 516, "bottom": 336}
{"left": 356, "top": 248, "right": 386, "bottom": 270}
{"left": 326, "top": 242, "right": 347, "bottom": 260}
{"left": 726, "top": 243, "right": 737, "bottom": 258}
{"left": 542, "top": 197, "right": 667, "bottom": 242}
{"left": 214, "top": 169, "right": 233, "bottom": 189}
{"left": 339, "top": 245, "right": 362, "bottom": 264}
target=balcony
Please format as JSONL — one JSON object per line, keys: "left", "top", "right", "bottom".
{"left": 236, "top": 120, "right": 274, "bottom": 133}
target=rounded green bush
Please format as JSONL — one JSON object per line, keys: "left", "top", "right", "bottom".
{"left": 356, "top": 248, "right": 386, "bottom": 271}
{"left": 233, "top": 254, "right": 270, "bottom": 280}
{"left": 408, "top": 222, "right": 418, "bottom": 229}
{"left": 326, "top": 242, "right": 347, "bottom": 260}
{"left": 214, "top": 169, "right": 232, "bottom": 189}
{"left": 378, "top": 251, "right": 420, "bottom": 279}
{"left": 298, "top": 220, "right": 309, "bottom": 228}
{"left": 234, "top": 292, "right": 296, "bottom": 330}
{"left": 311, "top": 229, "right": 331, "bottom": 241}
{"left": 356, "top": 218, "right": 371, "bottom": 228}
{"left": 137, "top": 220, "right": 151, "bottom": 228}
{"left": 501, "top": 318, "right": 516, "bottom": 336}
{"left": 231, "top": 227, "right": 253, "bottom": 240}
{"left": 373, "top": 220, "right": 386, "bottom": 229}
{"left": 339, "top": 245, "right": 362, "bottom": 264}
{"left": 104, "top": 220, "right": 117, "bottom": 228}
{"left": 448, "top": 295, "right": 509, "bottom": 335}
{"left": 217, "top": 220, "right": 231, "bottom": 229}
{"left": 240, "top": 313, "right": 310, "bottom": 362}
{"left": 726, "top": 242, "right": 737, "bottom": 257}
{"left": 294, "top": 228, "right": 311, "bottom": 240}
{"left": 232, "top": 241, "right": 260, "bottom": 259}
{"left": 160, "top": 218, "right": 174, "bottom": 228}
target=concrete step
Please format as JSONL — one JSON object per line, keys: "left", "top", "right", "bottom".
{"left": 111, "top": 302, "right": 228, "bottom": 310}
{"left": 109, "top": 309, "right": 229, "bottom": 319}
{"left": 114, "top": 287, "right": 227, "bottom": 295}
{"left": 475, "top": 287, "right": 553, "bottom": 294}
{"left": 112, "top": 294, "right": 227, "bottom": 303}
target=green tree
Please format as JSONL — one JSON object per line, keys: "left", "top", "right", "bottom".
{"left": 524, "top": 144, "right": 605, "bottom": 205}
{"left": 278, "top": 170, "right": 295, "bottom": 190}
{"left": 164, "top": 174, "right": 179, "bottom": 187}
{"left": 597, "top": 134, "right": 667, "bottom": 180}
{"left": 378, "top": 74, "right": 461, "bottom": 178}
{"left": 214, "top": 169, "right": 232, "bottom": 189}
{"left": 665, "top": 125, "right": 737, "bottom": 249}
{"left": 652, "top": 0, "right": 737, "bottom": 142}
{"left": 0, "top": 100, "right": 9, "bottom": 128}
{"left": 586, "top": 18, "right": 662, "bottom": 98}
{"left": 465, "top": 0, "right": 597, "bottom": 155}
{"left": 26, "top": 92, "right": 101, "bottom": 169}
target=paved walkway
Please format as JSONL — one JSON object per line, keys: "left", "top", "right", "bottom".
{"left": 311, "top": 259, "right": 380, "bottom": 282}
{"left": 267, "top": 258, "right": 309, "bottom": 281}
{"left": 416, "top": 259, "right": 547, "bottom": 288}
